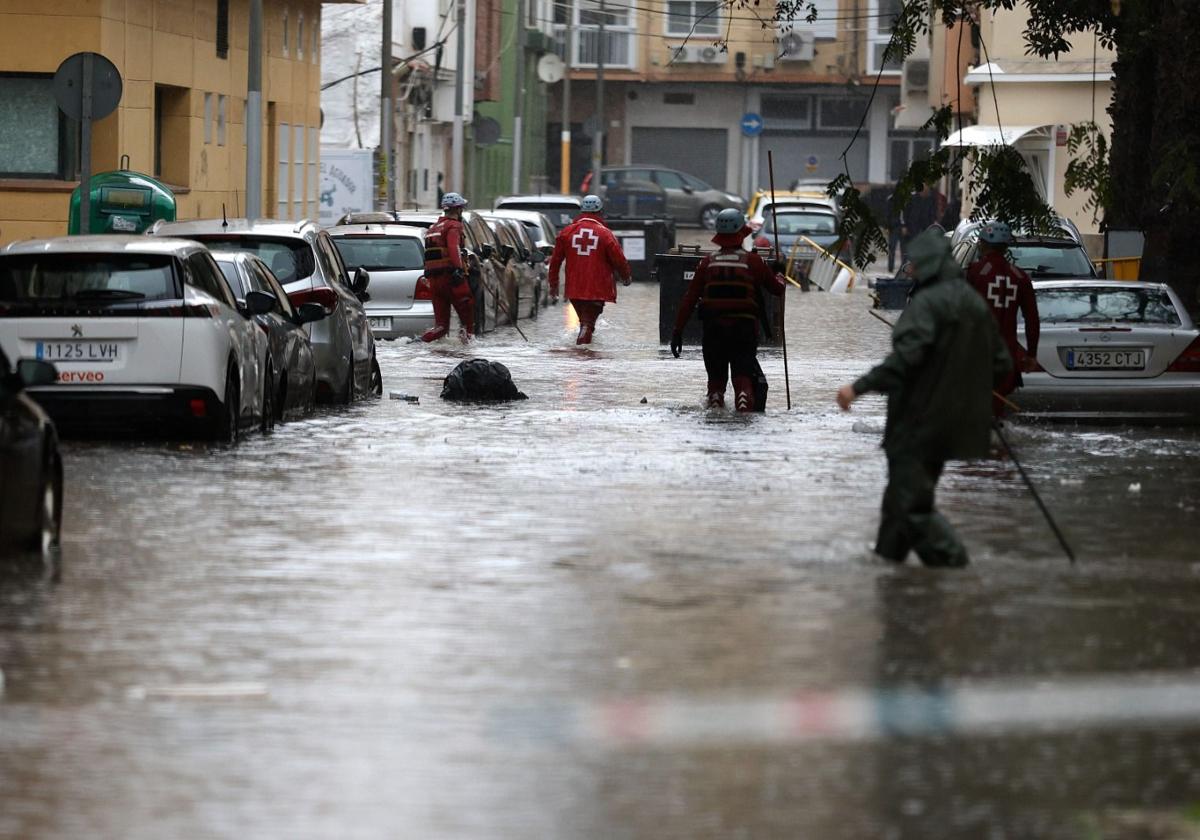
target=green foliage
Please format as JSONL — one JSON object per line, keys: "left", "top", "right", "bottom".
{"left": 827, "top": 174, "right": 888, "bottom": 268}
{"left": 1063, "top": 121, "right": 1112, "bottom": 225}
{"left": 966, "top": 146, "right": 1058, "bottom": 232}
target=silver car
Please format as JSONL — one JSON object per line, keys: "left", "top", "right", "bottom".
{"left": 492, "top": 195, "right": 581, "bottom": 233}
{"left": 327, "top": 224, "right": 432, "bottom": 340}
{"left": 1016, "top": 280, "right": 1200, "bottom": 420}
{"left": 151, "top": 219, "right": 380, "bottom": 403}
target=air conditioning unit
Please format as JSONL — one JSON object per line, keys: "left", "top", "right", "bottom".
{"left": 903, "top": 58, "right": 930, "bottom": 95}
{"left": 669, "top": 44, "right": 725, "bottom": 64}
{"left": 778, "top": 31, "right": 815, "bottom": 62}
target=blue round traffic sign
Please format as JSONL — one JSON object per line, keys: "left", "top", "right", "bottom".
{"left": 740, "top": 112, "right": 764, "bottom": 137}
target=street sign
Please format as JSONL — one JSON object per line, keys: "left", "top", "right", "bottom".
{"left": 740, "top": 112, "right": 764, "bottom": 137}
{"left": 805, "top": 154, "right": 819, "bottom": 173}
{"left": 54, "top": 53, "right": 123, "bottom": 235}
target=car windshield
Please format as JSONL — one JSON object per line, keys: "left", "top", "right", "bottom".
{"left": 331, "top": 236, "right": 424, "bottom": 271}
{"left": 1037, "top": 287, "right": 1182, "bottom": 325}
{"left": 199, "top": 238, "right": 313, "bottom": 283}
{"left": 1008, "top": 243, "right": 1094, "bottom": 277}
{"left": 766, "top": 213, "right": 838, "bottom": 236}
{"left": 0, "top": 254, "right": 176, "bottom": 302}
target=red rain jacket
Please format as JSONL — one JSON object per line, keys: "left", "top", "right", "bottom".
{"left": 547, "top": 213, "right": 631, "bottom": 302}
{"left": 967, "top": 250, "right": 1040, "bottom": 370}
{"left": 424, "top": 215, "right": 465, "bottom": 275}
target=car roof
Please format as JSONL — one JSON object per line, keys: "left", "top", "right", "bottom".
{"left": 485, "top": 209, "right": 550, "bottom": 223}
{"left": 772, "top": 206, "right": 838, "bottom": 216}
{"left": 1033, "top": 279, "right": 1171, "bottom": 291}
{"left": 326, "top": 223, "right": 426, "bottom": 237}
{"left": 1, "top": 234, "right": 206, "bottom": 257}
{"left": 152, "top": 218, "right": 319, "bottom": 239}
{"left": 495, "top": 195, "right": 580, "bottom": 206}
{"left": 392, "top": 212, "right": 441, "bottom": 221}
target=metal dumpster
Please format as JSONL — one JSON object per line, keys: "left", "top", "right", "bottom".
{"left": 655, "top": 249, "right": 784, "bottom": 346}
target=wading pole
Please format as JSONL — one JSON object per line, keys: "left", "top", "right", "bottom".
{"left": 491, "top": 287, "right": 530, "bottom": 342}
{"left": 767, "top": 150, "right": 791, "bottom": 411}
{"left": 991, "top": 420, "right": 1077, "bottom": 564}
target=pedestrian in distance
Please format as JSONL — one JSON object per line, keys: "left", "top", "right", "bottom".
{"left": 671, "top": 208, "right": 786, "bottom": 412}
{"left": 901, "top": 182, "right": 940, "bottom": 256}
{"left": 547, "top": 194, "right": 632, "bottom": 345}
{"left": 418, "top": 192, "right": 475, "bottom": 343}
{"left": 836, "top": 229, "right": 1012, "bottom": 567}
{"left": 966, "top": 220, "right": 1040, "bottom": 417}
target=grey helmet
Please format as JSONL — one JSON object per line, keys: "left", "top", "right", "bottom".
{"left": 979, "top": 220, "right": 1013, "bottom": 245}
{"left": 715, "top": 208, "right": 746, "bottom": 235}
{"left": 440, "top": 192, "right": 468, "bottom": 209}
{"left": 580, "top": 194, "right": 604, "bottom": 213}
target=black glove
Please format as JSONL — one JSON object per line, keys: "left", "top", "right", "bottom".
{"left": 670, "top": 333, "right": 683, "bottom": 358}
{"left": 771, "top": 259, "right": 787, "bottom": 274}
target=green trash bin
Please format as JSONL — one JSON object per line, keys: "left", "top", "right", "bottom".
{"left": 68, "top": 170, "right": 176, "bottom": 235}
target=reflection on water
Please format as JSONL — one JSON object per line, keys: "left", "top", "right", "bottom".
{"left": 3, "top": 286, "right": 1200, "bottom": 839}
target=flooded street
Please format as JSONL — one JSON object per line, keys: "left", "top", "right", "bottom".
{"left": 5, "top": 284, "right": 1200, "bottom": 839}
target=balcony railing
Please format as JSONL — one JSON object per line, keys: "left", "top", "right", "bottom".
{"left": 552, "top": 26, "right": 636, "bottom": 69}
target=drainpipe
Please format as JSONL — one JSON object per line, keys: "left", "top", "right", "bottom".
{"left": 246, "top": 0, "right": 263, "bottom": 218}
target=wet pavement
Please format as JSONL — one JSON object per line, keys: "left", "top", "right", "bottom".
{"left": 4, "top": 284, "right": 1200, "bottom": 839}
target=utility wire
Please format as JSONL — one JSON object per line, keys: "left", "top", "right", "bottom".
{"left": 321, "top": 34, "right": 455, "bottom": 90}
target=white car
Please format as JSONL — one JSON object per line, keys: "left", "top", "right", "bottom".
{"left": 327, "top": 223, "right": 433, "bottom": 340}
{"left": 0, "top": 236, "right": 269, "bottom": 442}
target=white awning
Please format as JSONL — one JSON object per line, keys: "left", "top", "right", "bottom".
{"left": 964, "top": 60, "right": 1115, "bottom": 85}
{"left": 941, "top": 125, "right": 1052, "bottom": 148}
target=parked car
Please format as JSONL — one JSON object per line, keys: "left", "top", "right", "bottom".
{"left": 1016, "top": 280, "right": 1200, "bottom": 419}
{"left": 950, "top": 215, "right": 1085, "bottom": 249}
{"left": 152, "top": 219, "right": 380, "bottom": 403}
{"left": 749, "top": 207, "right": 843, "bottom": 262}
{"left": 493, "top": 195, "right": 581, "bottom": 232}
{"left": 0, "top": 235, "right": 268, "bottom": 441}
{"left": 327, "top": 223, "right": 432, "bottom": 340}
{"left": 0, "top": 347, "right": 61, "bottom": 557}
{"left": 488, "top": 209, "right": 557, "bottom": 257}
{"left": 746, "top": 190, "right": 841, "bottom": 234}
{"left": 596, "top": 166, "right": 745, "bottom": 229}
{"left": 481, "top": 214, "right": 546, "bottom": 322}
{"left": 390, "top": 210, "right": 504, "bottom": 334}
{"left": 212, "top": 251, "right": 325, "bottom": 423}
{"left": 952, "top": 228, "right": 1098, "bottom": 280}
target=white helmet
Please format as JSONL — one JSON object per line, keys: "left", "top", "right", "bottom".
{"left": 440, "top": 192, "right": 468, "bottom": 209}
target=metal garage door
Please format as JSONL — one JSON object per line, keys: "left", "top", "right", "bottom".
{"left": 758, "top": 131, "right": 868, "bottom": 187}
{"left": 631, "top": 127, "right": 729, "bottom": 190}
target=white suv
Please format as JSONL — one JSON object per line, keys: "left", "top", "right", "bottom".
{"left": 0, "top": 236, "right": 272, "bottom": 442}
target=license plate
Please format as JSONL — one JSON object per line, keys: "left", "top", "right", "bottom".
{"left": 1065, "top": 348, "right": 1145, "bottom": 370}
{"left": 36, "top": 341, "right": 120, "bottom": 363}
{"left": 368, "top": 316, "right": 393, "bottom": 331}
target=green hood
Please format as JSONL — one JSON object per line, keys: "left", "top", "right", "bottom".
{"left": 907, "top": 229, "right": 959, "bottom": 287}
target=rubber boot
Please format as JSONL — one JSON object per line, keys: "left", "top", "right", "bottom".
{"left": 576, "top": 303, "right": 597, "bottom": 345}
{"left": 733, "top": 375, "right": 756, "bottom": 413}
{"left": 706, "top": 380, "right": 726, "bottom": 408}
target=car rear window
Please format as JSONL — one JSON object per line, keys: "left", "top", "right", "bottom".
{"left": 197, "top": 237, "right": 313, "bottom": 284}
{"left": 766, "top": 213, "right": 838, "bottom": 235}
{"left": 1009, "top": 244, "right": 1095, "bottom": 278}
{"left": 0, "top": 254, "right": 177, "bottom": 303}
{"left": 1037, "top": 287, "right": 1182, "bottom": 325}
{"left": 331, "top": 236, "right": 424, "bottom": 271}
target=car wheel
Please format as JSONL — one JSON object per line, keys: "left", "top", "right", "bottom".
{"left": 369, "top": 353, "right": 383, "bottom": 397}
{"left": 216, "top": 364, "right": 240, "bottom": 444}
{"left": 29, "top": 454, "right": 62, "bottom": 557}
{"left": 261, "top": 364, "right": 276, "bottom": 434}
{"left": 700, "top": 205, "right": 722, "bottom": 230}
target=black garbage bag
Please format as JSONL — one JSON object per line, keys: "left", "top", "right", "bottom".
{"left": 440, "top": 358, "right": 528, "bottom": 402}
{"left": 751, "top": 357, "right": 768, "bottom": 412}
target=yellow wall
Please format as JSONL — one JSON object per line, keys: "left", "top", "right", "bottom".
{"left": 0, "top": 0, "right": 324, "bottom": 246}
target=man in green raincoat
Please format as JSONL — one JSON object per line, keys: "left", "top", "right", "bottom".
{"left": 837, "top": 229, "right": 1012, "bottom": 567}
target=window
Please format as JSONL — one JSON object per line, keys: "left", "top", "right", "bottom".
{"left": 817, "top": 97, "right": 866, "bottom": 130}
{"left": 186, "top": 252, "right": 236, "bottom": 307}
{"left": 277, "top": 122, "right": 291, "bottom": 218}
{"left": 555, "top": 0, "right": 635, "bottom": 68}
{"left": 867, "top": 0, "right": 903, "bottom": 74}
{"left": 282, "top": 7, "right": 290, "bottom": 56}
{"left": 297, "top": 14, "right": 305, "bottom": 59}
{"left": 682, "top": 172, "right": 712, "bottom": 190}
{"left": 330, "top": 236, "right": 425, "bottom": 271}
{"left": 761, "top": 95, "right": 811, "bottom": 128}
{"left": 217, "top": 95, "right": 227, "bottom": 146}
{"left": 154, "top": 84, "right": 191, "bottom": 185}
{"left": 889, "top": 135, "right": 934, "bottom": 182}
{"left": 315, "top": 233, "right": 349, "bottom": 285}
{"left": 0, "top": 74, "right": 78, "bottom": 179}
{"left": 253, "top": 263, "right": 295, "bottom": 316}
{"left": 307, "top": 127, "right": 318, "bottom": 218}
{"left": 666, "top": 0, "right": 719, "bottom": 36}
{"left": 203, "top": 93, "right": 214, "bottom": 144}
{"left": 216, "top": 258, "right": 247, "bottom": 297}
{"left": 798, "top": 0, "right": 838, "bottom": 40}
{"left": 654, "top": 170, "right": 685, "bottom": 190}
{"left": 0, "top": 254, "right": 177, "bottom": 303}
{"left": 216, "top": 0, "right": 230, "bottom": 58}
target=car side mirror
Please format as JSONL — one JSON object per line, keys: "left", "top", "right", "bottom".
{"left": 294, "top": 302, "right": 328, "bottom": 325}
{"left": 351, "top": 267, "right": 370, "bottom": 295}
{"left": 17, "top": 359, "right": 58, "bottom": 388}
{"left": 681, "top": 185, "right": 694, "bottom": 194}
{"left": 481, "top": 243, "right": 494, "bottom": 260}
{"left": 244, "top": 290, "right": 277, "bottom": 316}
{"left": 531, "top": 250, "right": 546, "bottom": 264}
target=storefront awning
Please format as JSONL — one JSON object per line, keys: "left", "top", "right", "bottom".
{"left": 941, "top": 125, "right": 1052, "bottom": 148}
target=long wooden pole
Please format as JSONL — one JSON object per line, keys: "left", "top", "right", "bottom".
{"left": 767, "top": 150, "right": 791, "bottom": 411}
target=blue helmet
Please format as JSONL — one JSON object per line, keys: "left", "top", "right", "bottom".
{"left": 715, "top": 208, "right": 746, "bottom": 235}
{"left": 441, "top": 192, "right": 468, "bottom": 209}
{"left": 580, "top": 194, "right": 604, "bottom": 213}
{"left": 979, "top": 220, "right": 1013, "bottom": 245}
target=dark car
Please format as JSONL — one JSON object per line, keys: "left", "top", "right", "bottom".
{"left": 593, "top": 166, "right": 745, "bottom": 229}
{"left": 212, "top": 251, "right": 326, "bottom": 426}
{"left": 0, "top": 348, "right": 62, "bottom": 557}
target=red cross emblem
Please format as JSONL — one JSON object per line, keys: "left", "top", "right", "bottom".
{"left": 572, "top": 228, "right": 600, "bottom": 256}
{"left": 987, "top": 275, "right": 1018, "bottom": 309}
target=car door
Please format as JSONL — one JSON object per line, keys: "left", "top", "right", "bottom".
{"left": 192, "top": 252, "right": 263, "bottom": 426}
{"left": 316, "top": 231, "right": 373, "bottom": 390}
{"left": 651, "top": 169, "right": 693, "bottom": 221}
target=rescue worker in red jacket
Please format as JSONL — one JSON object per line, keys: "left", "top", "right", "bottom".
{"left": 547, "top": 194, "right": 632, "bottom": 345}
{"left": 419, "top": 192, "right": 475, "bottom": 343}
{"left": 966, "top": 220, "right": 1040, "bottom": 416}
{"left": 670, "top": 208, "right": 786, "bottom": 412}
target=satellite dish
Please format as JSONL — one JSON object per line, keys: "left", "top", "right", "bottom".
{"left": 537, "top": 53, "right": 566, "bottom": 84}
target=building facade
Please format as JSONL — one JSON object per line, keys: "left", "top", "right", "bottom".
{"left": 0, "top": 0, "right": 351, "bottom": 246}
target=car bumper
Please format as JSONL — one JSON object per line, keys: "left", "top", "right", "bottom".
{"left": 25, "top": 385, "right": 223, "bottom": 436}
{"left": 1016, "top": 374, "right": 1200, "bottom": 420}
{"left": 367, "top": 304, "right": 435, "bottom": 339}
